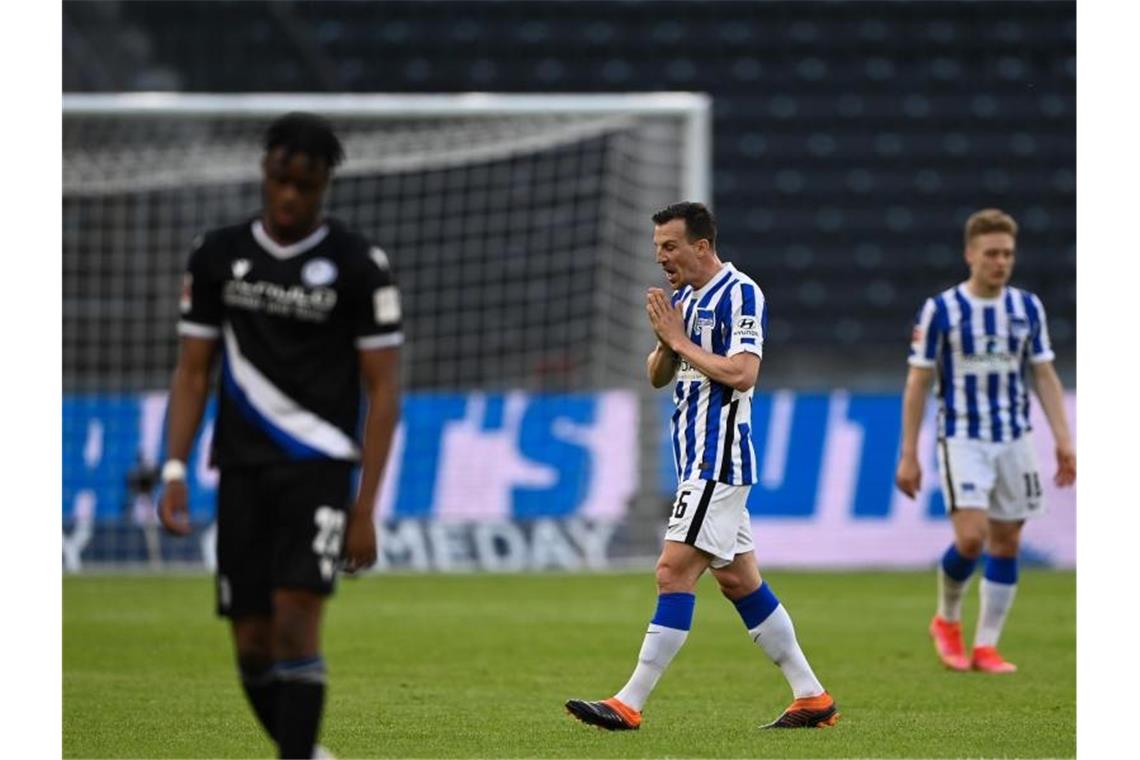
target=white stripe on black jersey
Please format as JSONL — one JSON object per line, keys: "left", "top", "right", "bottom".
{"left": 908, "top": 283, "right": 1053, "bottom": 442}
{"left": 669, "top": 263, "right": 765, "bottom": 486}
{"left": 179, "top": 217, "right": 402, "bottom": 466}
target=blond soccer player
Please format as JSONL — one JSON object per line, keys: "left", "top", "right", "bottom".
{"left": 896, "top": 209, "right": 1075, "bottom": 673}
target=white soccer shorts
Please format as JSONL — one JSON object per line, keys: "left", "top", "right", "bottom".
{"left": 935, "top": 435, "right": 1046, "bottom": 522}
{"left": 665, "top": 478, "right": 755, "bottom": 568}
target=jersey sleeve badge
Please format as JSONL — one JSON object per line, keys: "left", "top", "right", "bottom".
{"left": 180, "top": 274, "right": 193, "bottom": 314}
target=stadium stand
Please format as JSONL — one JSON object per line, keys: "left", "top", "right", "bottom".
{"left": 63, "top": 0, "right": 1074, "bottom": 385}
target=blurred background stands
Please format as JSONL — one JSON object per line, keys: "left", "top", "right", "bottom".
{"left": 62, "top": 0, "right": 1075, "bottom": 389}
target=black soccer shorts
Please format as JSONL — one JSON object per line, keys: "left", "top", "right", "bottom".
{"left": 214, "top": 460, "right": 355, "bottom": 618}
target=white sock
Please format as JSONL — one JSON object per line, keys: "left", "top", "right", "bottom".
{"left": 975, "top": 578, "right": 1017, "bottom": 648}
{"left": 748, "top": 604, "right": 824, "bottom": 699}
{"left": 937, "top": 568, "right": 973, "bottom": 621}
{"left": 613, "top": 623, "right": 688, "bottom": 711}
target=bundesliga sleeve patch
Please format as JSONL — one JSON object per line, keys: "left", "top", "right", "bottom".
{"left": 370, "top": 246, "right": 391, "bottom": 271}
{"left": 373, "top": 286, "right": 401, "bottom": 325}
{"left": 180, "top": 274, "right": 193, "bottom": 314}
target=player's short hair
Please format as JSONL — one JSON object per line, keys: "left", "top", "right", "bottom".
{"left": 652, "top": 201, "right": 717, "bottom": 248}
{"left": 964, "top": 208, "right": 1018, "bottom": 246}
{"left": 264, "top": 112, "right": 345, "bottom": 170}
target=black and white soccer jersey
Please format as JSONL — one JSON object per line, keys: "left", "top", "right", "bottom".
{"left": 178, "top": 217, "right": 402, "bottom": 467}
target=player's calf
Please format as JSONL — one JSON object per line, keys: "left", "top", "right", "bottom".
{"left": 565, "top": 589, "right": 695, "bottom": 731}
{"left": 731, "top": 582, "right": 827, "bottom": 700}
{"left": 272, "top": 591, "right": 327, "bottom": 759}
{"left": 239, "top": 656, "right": 279, "bottom": 741}
{"left": 274, "top": 655, "right": 327, "bottom": 757}
{"left": 973, "top": 554, "right": 1019, "bottom": 673}
{"left": 233, "top": 617, "right": 278, "bottom": 740}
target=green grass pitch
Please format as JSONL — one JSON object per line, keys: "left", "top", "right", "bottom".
{"left": 64, "top": 570, "right": 1074, "bottom": 758}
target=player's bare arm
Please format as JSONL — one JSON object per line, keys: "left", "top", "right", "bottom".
{"left": 645, "top": 288, "right": 679, "bottom": 387}
{"left": 647, "top": 288, "right": 759, "bottom": 391}
{"left": 1029, "top": 360, "right": 1076, "bottom": 487}
{"left": 646, "top": 341, "right": 678, "bottom": 388}
{"left": 677, "top": 346, "right": 759, "bottom": 393}
{"left": 159, "top": 336, "right": 218, "bottom": 535}
{"left": 343, "top": 346, "right": 401, "bottom": 572}
{"left": 896, "top": 365, "right": 935, "bottom": 498}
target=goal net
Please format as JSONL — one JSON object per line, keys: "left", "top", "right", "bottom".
{"left": 62, "top": 93, "right": 711, "bottom": 570}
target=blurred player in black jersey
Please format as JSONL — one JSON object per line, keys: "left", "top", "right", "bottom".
{"left": 158, "top": 113, "right": 401, "bottom": 759}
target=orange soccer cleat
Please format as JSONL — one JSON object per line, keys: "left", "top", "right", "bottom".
{"left": 565, "top": 697, "right": 642, "bottom": 730}
{"left": 972, "top": 645, "right": 1018, "bottom": 673}
{"left": 929, "top": 615, "right": 970, "bottom": 671}
{"left": 762, "top": 692, "right": 840, "bottom": 729}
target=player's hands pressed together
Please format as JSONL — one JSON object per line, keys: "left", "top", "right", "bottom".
{"left": 342, "top": 503, "right": 378, "bottom": 574}
{"left": 158, "top": 479, "right": 192, "bottom": 536}
{"left": 646, "top": 288, "right": 687, "bottom": 350}
{"left": 895, "top": 455, "right": 922, "bottom": 499}
{"left": 1054, "top": 441, "right": 1076, "bottom": 487}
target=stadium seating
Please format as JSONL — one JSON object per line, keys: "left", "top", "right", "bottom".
{"left": 62, "top": 0, "right": 1075, "bottom": 363}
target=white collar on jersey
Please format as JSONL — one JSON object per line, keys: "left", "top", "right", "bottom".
{"left": 251, "top": 219, "right": 330, "bottom": 260}
{"left": 956, "top": 281, "right": 1005, "bottom": 305}
{"left": 691, "top": 262, "right": 735, "bottom": 299}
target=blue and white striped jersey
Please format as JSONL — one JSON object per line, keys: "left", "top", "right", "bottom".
{"left": 669, "top": 263, "right": 766, "bottom": 486}
{"left": 908, "top": 283, "right": 1054, "bottom": 442}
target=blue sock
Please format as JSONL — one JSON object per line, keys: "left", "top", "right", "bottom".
{"left": 983, "top": 554, "right": 1018, "bottom": 585}
{"left": 651, "top": 592, "right": 696, "bottom": 631}
{"left": 941, "top": 544, "right": 978, "bottom": 582}
{"left": 732, "top": 582, "right": 781, "bottom": 630}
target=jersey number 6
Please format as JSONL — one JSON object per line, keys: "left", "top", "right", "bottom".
{"left": 673, "top": 491, "right": 691, "bottom": 519}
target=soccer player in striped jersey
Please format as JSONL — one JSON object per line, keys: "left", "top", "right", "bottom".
{"left": 566, "top": 202, "right": 838, "bottom": 731}
{"left": 896, "top": 208, "right": 1076, "bottom": 674}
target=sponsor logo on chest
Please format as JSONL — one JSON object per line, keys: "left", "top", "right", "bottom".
{"left": 955, "top": 319, "right": 1024, "bottom": 367}
{"left": 223, "top": 257, "right": 339, "bottom": 322}
{"left": 677, "top": 357, "right": 704, "bottom": 382}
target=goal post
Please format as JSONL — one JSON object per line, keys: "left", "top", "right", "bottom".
{"left": 62, "top": 92, "right": 712, "bottom": 569}
{"left": 64, "top": 92, "right": 710, "bottom": 202}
